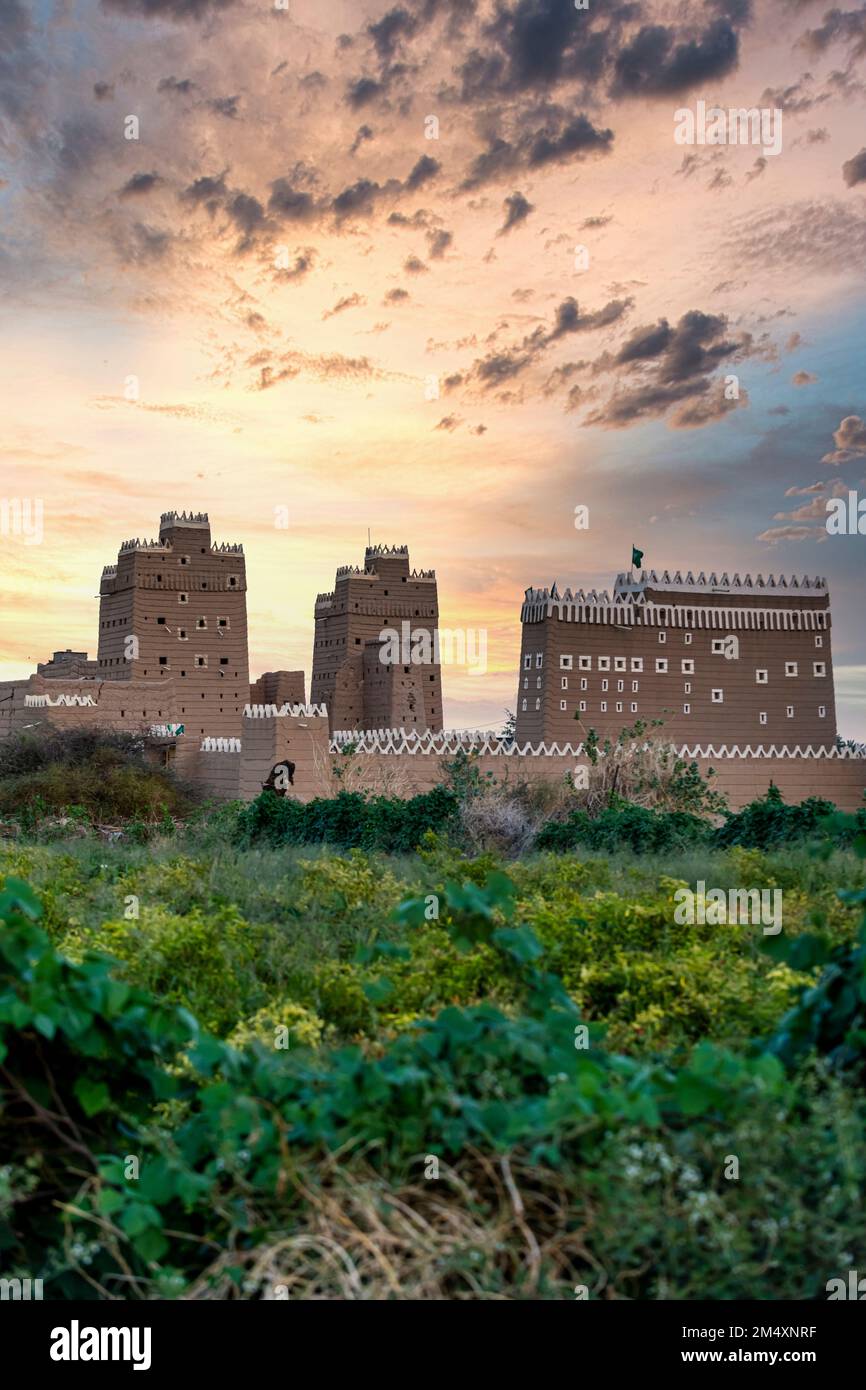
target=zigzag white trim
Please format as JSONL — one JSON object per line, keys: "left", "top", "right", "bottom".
{"left": 24, "top": 693, "right": 97, "bottom": 707}
{"left": 243, "top": 702, "right": 328, "bottom": 719}
{"left": 200, "top": 736, "right": 242, "bottom": 752}
{"left": 330, "top": 732, "right": 866, "bottom": 761}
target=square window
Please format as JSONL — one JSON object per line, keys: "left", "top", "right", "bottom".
{"left": 197, "top": 618, "right": 207, "bottom": 629}
{"left": 785, "top": 662, "right": 798, "bottom": 677}
{"left": 157, "top": 616, "right": 165, "bottom": 625}
{"left": 195, "top": 655, "right": 207, "bottom": 668}
{"left": 813, "top": 662, "right": 826, "bottom": 677}
{"left": 682, "top": 659, "right": 694, "bottom": 675}
{"left": 756, "top": 669, "right": 768, "bottom": 684}
{"left": 711, "top": 689, "right": 723, "bottom": 703}
{"left": 598, "top": 656, "right": 610, "bottom": 671}
{"left": 631, "top": 657, "right": 643, "bottom": 672}
{"left": 218, "top": 617, "right": 228, "bottom": 628}
{"left": 179, "top": 556, "right": 189, "bottom": 566}
{"left": 656, "top": 658, "right": 668, "bottom": 674}
{"left": 220, "top": 657, "right": 228, "bottom": 666}
{"left": 560, "top": 654, "right": 573, "bottom": 670}
{"left": 178, "top": 593, "right": 188, "bottom": 604}
{"left": 159, "top": 656, "right": 168, "bottom": 666}
{"left": 614, "top": 656, "right": 626, "bottom": 672}
{"left": 711, "top": 638, "right": 725, "bottom": 654}
{"left": 578, "top": 655, "right": 592, "bottom": 671}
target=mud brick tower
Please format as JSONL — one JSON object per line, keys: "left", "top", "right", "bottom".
{"left": 311, "top": 544, "right": 443, "bottom": 732}
{"left": 516, "top": 569, "right": 836, "bottom": 747}
{"left": 97, "top": 511, "right": 249, "bottom": 740}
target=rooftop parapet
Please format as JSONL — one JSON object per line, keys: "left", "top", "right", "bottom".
{"left": 614, "top": 570, "right": 829, "bottom": 597}
{"left": 160, "top": 510, "right": 210, "bottom": 531}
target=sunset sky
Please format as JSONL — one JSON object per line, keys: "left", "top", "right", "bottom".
{"left": 2, "top": 0, "right": 866, "bottom": 735}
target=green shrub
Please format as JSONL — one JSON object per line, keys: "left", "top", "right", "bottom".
{"left": 535, "top": 800, "right": 711, "bottom": 854}
{"left": 713, "top": 783, "right": 866, "bottom": 850}
{"left": 236, "top": 786, "right": 458, "bottom": 853}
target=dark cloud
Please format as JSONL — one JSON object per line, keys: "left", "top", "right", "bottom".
{"left": 346, "top": 76, "right": 384, "bottom": 109}
{"left": 426, "top": 227, "right": 453, "bottom": 257}
{"left": 208, "top": 95, "right": 240, "bottom": 119}
{"left": 404, "top": 154, "right": 440, "bottom": 190}
{"left": 180, "top": 171, "right": 228, "bottom": 212}
{"left": 368, "top": 7, "right": 419, "bottom": 61}
{"left": 101, "top": 0, "right": 240, "bottom": 19}
{"left": 403, "top": 254, "right": 428, "bottom": 273}
{"left": 467, "top": 295, "right": 633, "bottom": 395}
{"left": 158, "top": 75, "right": 196, "bottom": 96}
{"left": 384, "top": 287, "right": 410, "bottom": 303}
{"left": 323, "top": 292, "right": 366, "bottom": 319}
{"left": 799, "top": 7, "right": 866, "bottom": 60}
{"left": 611, "top": 19, "right": 739, "bottom": 98}
{"left": 93, "top": 81, "right": 115, "bottom": 101}
{"left": 843, "top": 148, "right": 866, "bottom": 187}
{"left": 275, "top": 248, "right": 316, "bottom": 281}
{"left": 497, "top": 191, "right": 534, "bottom": 235}
{"left": 119, "top": 171, "right": 162, "bottom": 197}
{"left": 349, "top": 124, "right": 374, "bottom": 155}
{"left": 112, "top": 221, "right": 172, "bottom": 264}
{"left": 462, "top": 110, "right": 613, "bottom": 189}
{"left": 268, "top": 179, "right": 319, "bottom": 221}
{"left": 434, "top": 414, "right": 461, "bottom": 431}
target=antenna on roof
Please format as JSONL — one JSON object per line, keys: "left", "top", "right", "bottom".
{"left": 367, "top": 527, "right": 371, "bottom": 547}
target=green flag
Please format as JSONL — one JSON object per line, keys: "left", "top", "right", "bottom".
{"left": 631, "top": 545, "right": 644, "bottom": 569}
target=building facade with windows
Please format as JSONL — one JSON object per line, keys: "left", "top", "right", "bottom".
{"left": 515, "top": 569, "right": 836, "bottom": 746}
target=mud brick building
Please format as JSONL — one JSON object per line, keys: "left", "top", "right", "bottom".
{"left": 311, "top": 543, "right": 443, "bottom": 733}
{"left": 515, "top": 569, "right": 836, "bottom": 747}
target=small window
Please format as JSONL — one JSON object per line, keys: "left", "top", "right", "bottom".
{"left": 818, "top": 704, "right": 826, "bottom": 718}
{"left": 711, "top": 638, "right": 726, "bottom": 654}
{"left": 196, "top": 655, "right": 208, "bottom": 668}
{"left": 228, "top": 576, "right": 239, "bottom": 588}
{"left": 601, "top": 679, "right": 609, "bottom": 692}
{"left": 178, "top": 629, "right": 187, "bottom": 640}
{"left": 218, "top": 617, "right": 229, "bottom": 629}
{"left": 578, "top": 655, "right": 592, "bottom": 671}
{"left": 521, "top": 698, "right": 527, "bottom": 711}
{"left": 179, "top": 556, "right": 189, "bottom": 565}
{"left": 759, "top": 712, "right": 767, "bottom": 725}
{"left": 560, "top": 654, "right": 573, "bottom": 670}
{"left": 561, "top": 677, "right": 568, "bottom": 690}
{"left": 600, "top": 701, "right": 607, "bottom": 713}
{"left": 159, "top": 656, "right": 168, "bottom": 666}
{"left": 631, "top": 680, "right": 639, "bottom": 692}
{"left": 630, "top": 702, "right": 637, "bottom": 713}
{"left": 684, "top": 682, "right": 691, "bottom": 695}
{"left": 535, "top": 653, "right": 543, "bottom": 669}
{"left": 682, "top": 659, "right": 694, "bottom": 674}
{"left": 580, "top": 677, "right": 587, "bottom": 691}
{"left": 523, "top": 678, "right": 528, "bottom": 690}
{"left": 656, "top": 658, "right": 668, "bottom": 673}
{"left": 683, "top": 703, "right": 691, "bottom": 715}
{"left": 815, "top": 635, "right": 823, "bottom": 649}
{"left": 579, "top": 700, "right": 587, "bottom": 713}
{"left": 711, "top": 689, "right": 723, "bottom": 703}
{"left": 197, "top": 618, "right": 207, "bottom": 629}
{"left": 220, "top": 657, "right": 228, "bottom": 666}
{"left": 614, "top": 657, "right": 626, "bottom": 672}
{"left": 615, "top": 701, "right": 623, "bottom": 713}
{"left": 813, "top": 662, "right": 826, "bottom": 677}
{"left": 598, "top": 656, "right": 610, "bottom": 671}
{"left": 786, "top": 705, "right": 794, "bottom": 718}
{"left": 684, "top": 633, "right": 693, "bottom": 645}
{"left": 157, "top": 616, "right": 166, "bottom": 625}
{"left": 535, "top": 697, "right": 541, "bottom": 711}
{"left": 178, "top": 593, "right": 189, "bottom": 604}
{"left": 756, "top": 669, "right": 768, "bottom": 684}
{"left": 523, "top": 655, "right": 532, "bottom": 670}
{"left": 617, "top": 679, "right": 624, "bottom": 693}
{"left": 559, "top": 700, "right": 567, "bottom": 711}
{"left": 631, "top": 657, "right": 643, "bottom": 672}
{"left": 658, "top": 631, "right": 666, "bottom": 644}
{"left": 785, "top": 662, "right": 798, "bottom": 677}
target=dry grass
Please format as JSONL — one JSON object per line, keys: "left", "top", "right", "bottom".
{"left": 186, "top": 1150, "right": 603, "bottom": 1301}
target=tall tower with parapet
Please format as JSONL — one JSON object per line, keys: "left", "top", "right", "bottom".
{"left": 97, "top": 511, "right": 250, "bottom": 739}
{"left": 311, "top": 543, "right": 443, "bottom": 732}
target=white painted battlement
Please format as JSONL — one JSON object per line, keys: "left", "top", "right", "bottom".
{"left": 243, "top": 702, "right": 328, "bottom": 719}
{"left": 200, "top": 736, "right": 242, "bottom": 752}
{"left": 330, "top": 731, "right": 866, "bottom": 761}
{"left": 24, "top": 693, "right": 97, "bottom": 708}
